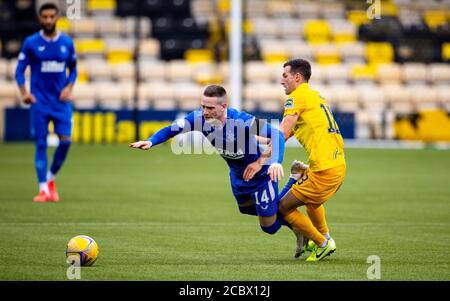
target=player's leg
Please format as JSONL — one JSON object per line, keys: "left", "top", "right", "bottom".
{"left": 306, "top": 204, "right": 330, "bottom": 239}
{"left": 305, "top": 166, "right": 346, "bottom": 242}
{"left": 252, "top": 180, "right": 286, "bottom": 235}
{"left": 281, "top": 193, "right": 336, "bottom": 262}
{"left": 281, "top": 167, "right": 346, "bottom": 261}
{"left": 278, "top": 160, "right": 311, "bottom": 257}
{"left": 48, "top": 109, "right": 73, "bottom": 202}
{"left": 30, "top": 108, "right": 50, "bottom": 202}
{"left": 279, "top": 191, "right": 328, "bottom": 248}
{"left": 236, "top": 198, "right": 257, "bottom": 216}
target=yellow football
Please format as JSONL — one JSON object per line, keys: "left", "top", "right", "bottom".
{"left": 66, "top": 235, "right": 99, "bottom": 266}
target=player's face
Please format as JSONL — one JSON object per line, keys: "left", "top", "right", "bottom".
{"left": 39, "top": 9, "right": 58, "bottom": 35}
{"left": 201, "top": 96, "right": 226, "bottom": 124}
{"left": 281, "top": 66, "right": 299, "bottom": 95}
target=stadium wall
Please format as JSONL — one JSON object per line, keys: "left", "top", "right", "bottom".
{"left": 3, "top": 108, "right": 355, "bottom": 142}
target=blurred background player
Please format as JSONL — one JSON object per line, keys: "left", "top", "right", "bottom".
{"left": 130, "top": 84, "right": 298, "bottom": 241}
{"left": 15, "top": 2, "right": 78, "bottom": 202}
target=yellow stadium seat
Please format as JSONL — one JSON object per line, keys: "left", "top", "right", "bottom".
{"left": 107, "top": 50, "right": 133, "bottom": 64}
{"left": 56, "top": 17, "right": 71, "bottom": 33}
{"left": 347, "top": 10, "right": 370, "bottom": 26}
{"left": 304, "top": 20, "right": 331, "bottom": 44}
{"left": 423, "top": 11, "right": 447, "bottom": 31}
{"left": 366, "top": 42, "right": 394, "bottom": 65}
{"left": 75, "top": 39, "right": 105, "bottom": 55}
{"left": 185, "top": 49, "right": 213, "bottom": 64}
{"left": 442, "top": 43, "right": 450, "bottom": 61}
{"left": 380, "top": 2, "right": 398, "bottom": 16}
{"left": 243, "top": 19, "right": 254, "bottom": 35}
{"left": 333, "top": 32, "right": 356, "bottom": 44}
{"left": 76, "top": 71, "right": 89, "bottom": 83}
{"left": 262, "top": 53, "right": 288, "bottom": 63}
{"left": 218, "top": 0, "right": 230, "bottom": 13}
{"left": 394, "top": 119, "right": 419, "bottom": 140}
{"left": 417, "top": 110, "right": 450, "bottom": 142}
{"left": 351, "top": 64, "right": 376, "bottom": 81}
{"left": 194, "top": 73, "right": 222, "bottom": 85}
{"left": 87, "top": 0, "right": 116, "bottom": 11}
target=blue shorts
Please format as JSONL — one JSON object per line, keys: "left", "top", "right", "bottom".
{"left": 30, "top": 103, "right": 72, "bottom": 139}
{"left": 230, "top": 173, "right": 279, "bottom": 217}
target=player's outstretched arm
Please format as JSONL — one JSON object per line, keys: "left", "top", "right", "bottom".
{"left": 129, "top": 113, "right": 195, "bottom": 151}
{"left": 129, "top": 140, "right": 152, "bottom": 150}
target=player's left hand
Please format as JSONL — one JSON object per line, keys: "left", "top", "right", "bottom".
{"left": 129, "top": 140, "right": 152, "bottom": 150}
{"left": 59, "top": 85, "right": 73, "bottom": 101}
{"left": 243, "top": 161, "right": 262, "bottom": 181}
{"left": 268, "top": 163, "right": 284, "bottom": 182}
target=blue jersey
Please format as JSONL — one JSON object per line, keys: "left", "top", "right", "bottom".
{"left": 15, "top": 31, "right": 77, "bottom": 107}
{"left": 148, "top": 108, "right": 285, "bottom": 193}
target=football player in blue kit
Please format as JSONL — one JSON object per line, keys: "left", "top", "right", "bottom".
{"left": 130, "top": 85, "right": 305, "bottom": 245}
{"left": 15, "top": 3, "right": 77, "bottom": 202}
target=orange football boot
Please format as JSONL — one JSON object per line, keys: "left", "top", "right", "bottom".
{"left": 33, "top": 191, "right": 49, "bottom": 202}
{"left": 48, "top": 180, "right": 60, "bottom": 202}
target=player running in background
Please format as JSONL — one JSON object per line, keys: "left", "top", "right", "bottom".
{"left": 130, "top": 85, "right": 303, "bottom": 243}
{"left": 245, "top": 59, "right": 346, "bottom": 261}
{"left": 15, "top": 3, "right": 77, "bottom": 202}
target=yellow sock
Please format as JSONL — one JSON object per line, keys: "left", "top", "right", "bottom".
{"left": 306, "top": 204, "right": 329, "bottom": 235}
{"left": 284, "top": 209, "right": 326, "bottom": 246}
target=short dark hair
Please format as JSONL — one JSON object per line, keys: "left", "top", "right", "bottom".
{"left": 283, "top": 59, "right": 311, "bottom": 82}
{"left": 203, "top": 85, "right": 227, "bottom": 98}
{"left": 39, "top": 2, "right": 59, "bottom": 15}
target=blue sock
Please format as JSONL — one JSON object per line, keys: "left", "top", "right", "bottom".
{"left": 50, "top": 140, "right": 71, "bottom": 175}
{"left": 278, "top": 177, "right": 297, "bottom": 229}
{"left": 35, "top": 138, "right": 48, "bottom": 183}
{"left": 281, "top": 216, "right": 292, "bottom": 229}
{"left": 279, "top": 177, "right": 296, "bottom": 200}
{"left": 260, "top": 215, "right": 284, "bottom": 235}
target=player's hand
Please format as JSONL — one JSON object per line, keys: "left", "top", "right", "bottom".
{"left": 21, "top": 92, "right": 36, "bottom": 104}
{"left": 267, "top": 163, "right": 284, "bottom": 182}
{"left": 129, "top": 140, "right": 152, "bottom": 150}
{"left": 59, "top": 85, "right": 73, "bottom": 101}
{"left": 243, "top": 161, "right": 262, "bottom": 181}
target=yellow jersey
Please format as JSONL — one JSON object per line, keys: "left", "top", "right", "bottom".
{"left": 283, "top": 83, "right": 345, "bottom": 171}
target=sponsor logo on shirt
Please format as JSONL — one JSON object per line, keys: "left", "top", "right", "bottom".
{"left": 217, "top": 148, "right": 244, "bottom": 159}
{"left": 284, "top": 98, "right": 294, "bottom": 109}
{"left": 38, "top": 46, "right": 46, "bottom": 52}
{"left": 41, "top": 61, "right": 65, "bottom": 73}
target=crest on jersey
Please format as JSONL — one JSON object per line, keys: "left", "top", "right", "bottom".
{"left": 60, "top": 46, "right": 67, "bottom": 53}
{"left": 284, "top": 98, "right": 294, "bottom": 109}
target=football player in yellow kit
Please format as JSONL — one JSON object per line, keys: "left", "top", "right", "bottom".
{"left": 244, "top": 59, "right": 346, "bottom": 261}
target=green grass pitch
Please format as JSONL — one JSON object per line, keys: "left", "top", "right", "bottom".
{"left": 0, "top": 143, "right": 449, "bottom": 280}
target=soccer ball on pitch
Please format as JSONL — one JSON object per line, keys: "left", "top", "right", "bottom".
{"left": 66, "top": 235, "right": 99, "bottom": 266}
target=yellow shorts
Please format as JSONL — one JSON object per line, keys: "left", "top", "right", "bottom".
{"left": 290, "top": 164, "right": 346, "bottom": 206}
